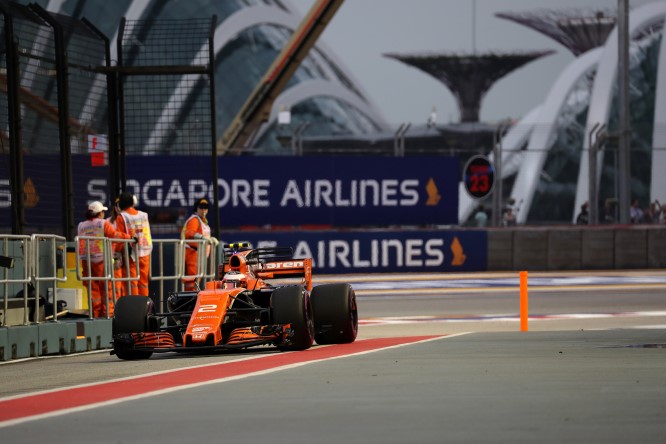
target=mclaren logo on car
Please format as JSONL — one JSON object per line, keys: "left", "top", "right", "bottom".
{"left": 265, "top": 261, "right": 305, "bottom": 269}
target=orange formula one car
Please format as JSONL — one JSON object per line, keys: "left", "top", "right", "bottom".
{"left": 111, "top": 243, "right": 358, "bottom": 360}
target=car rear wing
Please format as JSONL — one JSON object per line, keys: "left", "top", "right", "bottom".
{"left": 256, "top": 258, "right": 313, "bottom": 290}
{"left": 222, "top": 244, "right": 294, "bottom": 262}
{"left": 219, "top": 245, "right": 313, "bottom": 290}
{"left": 246, "top": 247, "right": 294, "bottom": 263}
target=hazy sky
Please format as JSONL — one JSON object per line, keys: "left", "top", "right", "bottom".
{"left": 290, "top": 0, "right": 656, "bottom": 128}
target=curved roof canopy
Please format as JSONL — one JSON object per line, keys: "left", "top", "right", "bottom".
{"left": 496, "top": 9, "right": 617, "bottom": 56}
{"left": 384, "top": 51, "right": 555, "bottom": 122}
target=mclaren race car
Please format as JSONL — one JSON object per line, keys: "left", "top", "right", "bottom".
{"left": 111, "top": 243, "right": 358, "bottom": 360}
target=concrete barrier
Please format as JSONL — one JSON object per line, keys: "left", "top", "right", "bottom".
{"left": 581, "top": 229, "right": 615, "bottom": 269}
{"left": 513, "top": 229, "right": 549, "bottom": 271}
{"left": 487, "top": 230, "right": 513, "bottom": 271}
{"left": 615, "top": 229, "right": 648, "bottom": 269}
{"left": 487, "top": 225, "right": 666, "bottom": 271}
{"left": 648, "top": 228, "right": 666, "bottom": 267}
{"left": 6, "top": 325, "right": 39, "bottom": 360}
{"left": 0, "top": 319, "right": 112, "bottom": 361}
{"left": 38, "top": 322, "right": 69, "bottom": 356}
{"left": 0, "top": 328, "right": 8, "bottom": 361}
{"left": 547, "top": 229, "right": 582, "bottom": 270}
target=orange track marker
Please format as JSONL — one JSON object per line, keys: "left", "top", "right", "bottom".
{"left": 520, "top": 271, "right": 529, "bottom": 332}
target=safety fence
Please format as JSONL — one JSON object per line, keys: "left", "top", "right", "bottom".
{"left": 0, "top": 3, "right": 219, "bottom": 240}
{"left": 0, "top": 1, "right": 112, "bottom": 238}
{"left": 0, "top": 234, "right": 66, "bottom": 326}
{"left": 0, "top": 235, "right": 218, "bottom": 327}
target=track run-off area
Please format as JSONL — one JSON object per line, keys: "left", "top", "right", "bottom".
{"left": 1, "top": 270, "right": 665, "bottom": 443}
{"left": 321, "top": 270, "right": 666, "bottom": 332}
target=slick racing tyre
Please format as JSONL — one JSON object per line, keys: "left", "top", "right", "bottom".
{"left": 311, "top": 283, "right": 358, "bottom": 345}
{"left": 112, "top": 296, "right": 155, "bottom": 360}
{"left": 271, "top": 285, "right": 314, "bottom": 351}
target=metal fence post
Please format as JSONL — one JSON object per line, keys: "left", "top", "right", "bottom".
{"left": 492, "top": 119, "right": 512, "bottom": 226}
{"left": 588, "top": 123, "right": 606, "bottom": 225}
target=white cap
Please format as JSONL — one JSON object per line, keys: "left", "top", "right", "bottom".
{"left": 88, "top": 201, "right": 108, "bottom": 214}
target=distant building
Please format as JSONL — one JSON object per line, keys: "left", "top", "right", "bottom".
{"left": 486, "top": 4, "right": 666, "bottom": 224}
{"left": 31, "top": 0, "right": 390, "bottom": 154}
{"left": 20, "top": 1, "right": 666, "bottom": 226}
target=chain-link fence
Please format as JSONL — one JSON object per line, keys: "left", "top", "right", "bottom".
{"left": 118, "top": 17, "right": 216, "bottom": 156}
{"left": 0, "top": 1, "right": 110, "bottom": 238}
{"left": 0, "top": 3, "right": 218, "bottom": 239}
{"left": 115, "top": 16, "right": 218, "bottom": 233}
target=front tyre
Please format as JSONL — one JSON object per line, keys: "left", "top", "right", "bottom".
{"left": 112, "top": 296, "right": 155, "bottom": 360}
{"left": 311, "top": 283, "right": 358, "bottom": 344}
{"left": 271, "top": 286, "right": 314, "bottom": 351}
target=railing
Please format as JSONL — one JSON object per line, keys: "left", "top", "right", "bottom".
{"left": 0, "top": 234, "right": 219, "bottom": 326}
{"left": 0, "top": 235, "right": 33, "bottom": 326}
{"left": 109, "top": 238, "right": 141, "bottom": 311}
{"left": 150, "top": 238, "right": 183, "bottom": 312}
{"left": 0, "top": 234, "right": 68, "bottom": 325}
{"left": 75, "top": 236, "right": 139, "bottom": 319}
{"left": 32, "top": 234, "right": 67, "bottom": 321}
{"left": 150, "top": 237, "right": 218, "bottom": 313}
{"left": 179, "top": 238, "right": 219, "bottom": 290}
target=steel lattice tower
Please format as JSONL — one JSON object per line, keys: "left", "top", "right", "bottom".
{"left": 495, "top": 9, "right": 617, "bottom": 56}
{"left": 383, "top": 51, "right": 554, "bottom": 123}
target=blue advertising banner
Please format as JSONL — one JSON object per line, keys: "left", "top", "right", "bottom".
{"left": 0, "top": 155, "right": 460, "bottom": 231}
{"left": 222, "top": 229, "right": 487, "bottom": 273}
{"left": 0, "top": 154, "right": 68, "bottom": 232}
{"left": 117, "top": 156, "right": 459, "bottom": 226}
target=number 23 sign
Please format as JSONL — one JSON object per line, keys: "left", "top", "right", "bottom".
{"left": 463, "top": 155, "right": 495, "bottom": 199}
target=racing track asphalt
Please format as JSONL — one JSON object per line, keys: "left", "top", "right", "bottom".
{"left": 0, "top": 271, "right": 665, "bottom": 443}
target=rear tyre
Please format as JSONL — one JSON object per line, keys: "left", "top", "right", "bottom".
{"left": 112, "top": 296, "right": 154, "bottom": 360}
{"left": 311, "top": 283, "right": 358, "bottom": 344}
{"left": 271, "top": 286, "right": 314, "bottom": 351}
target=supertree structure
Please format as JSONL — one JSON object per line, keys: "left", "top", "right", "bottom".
{"left": 495, "top": 9, "right": 617, "bottom": 56}
{"left": 383, "top": 51, "right": 554, "bottom": 123}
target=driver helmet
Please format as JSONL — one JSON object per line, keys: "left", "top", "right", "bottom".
{"left": 223, "top": 271, "right": 246, "bottom": 289}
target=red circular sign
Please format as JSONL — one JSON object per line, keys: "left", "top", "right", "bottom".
{"left": 463, "top": 155, "right": 495, "bottom": 199}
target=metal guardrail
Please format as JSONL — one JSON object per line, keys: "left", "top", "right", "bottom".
{"left": 75, "top": 236, "right": 139, "bottom": 319}
{"left": 152, "top": 238, "right": 218, "bottom": 295}
{"left": 181, "top": 238, "right": 219, "bottom": 289}
{"left": 0, "top": 234, "right": 68, "bottom": 325}
{"left": 0, "top": 234, "right": 219, "bottom": 326}
{"left": 0, "top": 235, "right": 33, "bottom": 326}
{"left": 32, "top": 234, "right": 67, "bottom": 321}
{"left": 151, "top": 238, "right": 183, "bottom": 312}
